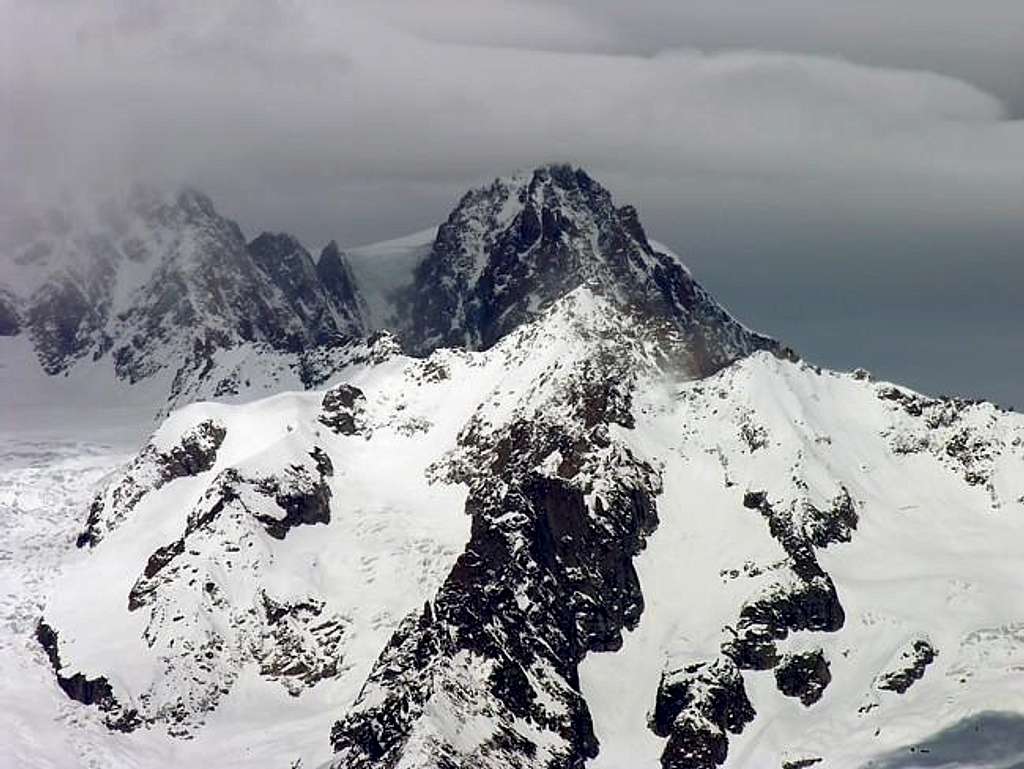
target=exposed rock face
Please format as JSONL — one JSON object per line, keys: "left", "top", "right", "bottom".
{"left": 247, "top": 232, "right": 365, "bottom": 349}
{"left": 876, "top": 639, "right": 938, "bottom": 694}
{"left": 27, "top": 267, "right": 112, "bottom": 374}
{"left": 254, "top": 592, "right": 347, "bottom": 696}
{"left": 775, "top": 649, "right": 831, "bottom": 706}
{"left": 319, "top": 384, "right": 367, "bottom": 436}
{"left": 328, "top": 298, "right": 665, "bottom": 769}
{"left": 782, "top": 758, "right": 823, "bottom": 769}
{"left": 35, "top": 620, "right": 140, "bottom": 732}
{"left": 399, "top": 164, "right": 790, "bottom": 375}
{"left": 650, "top": 657, "right": 755, "bottom": 769}
{"left": 77, "top": 419, "right": 227, "bottom": 548}
{"left": 878, "top": 383, "right": 1010, "bottom": 497}
{"left": 254, "top": 447, "right": 334, "bottom": 540}
{"left": 723, "top": 490, "right": 851, "bottom": 671}
{"left": 317, "top": 241, "right": 364, "bottom": 325}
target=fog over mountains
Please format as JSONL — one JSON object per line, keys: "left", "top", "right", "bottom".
{"left": 3, "top": 1, "right": 1023, "bottom": 407}
{"left": 0, "top": 166, "right": 791, "bottom": 413}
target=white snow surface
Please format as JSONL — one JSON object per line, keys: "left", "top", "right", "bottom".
{"left": 1, "top": 288, "right": 1023, "bottom": 769}
{"left": 580, "top": 353, "right": 1024, "bottom": 769}
{"left": 345, "top": 227, "right": 437, "bottom": 330}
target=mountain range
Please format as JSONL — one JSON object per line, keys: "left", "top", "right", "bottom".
{"left": 0, "top": 166, "right": 790, "bottom": 413}
{"left": 2, "top": 166, "right": 1023, "bottom": 769}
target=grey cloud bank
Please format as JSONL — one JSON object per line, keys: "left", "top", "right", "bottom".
{"left": 1, "top": 0, "right": 1022, "bottom": 404}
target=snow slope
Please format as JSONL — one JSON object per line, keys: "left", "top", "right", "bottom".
{"left": 7, "top": 288, "right": 1022, "bottom": 769}
{"left": 3, "top": 166, "right": 1022, "bottom": 769}
{"left": 581, "top": 354, "right": 1024, "bottom": 769}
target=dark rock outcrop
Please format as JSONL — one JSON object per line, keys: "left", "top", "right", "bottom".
{"left": 328, "top": 349, "right": 662, "bottom": 768}
{"left": 35, "top": 620, "right": 140, "bottom": 731}
{"left": 783, "top": 758, "right": 823, "bottom": 769}
{"left": 398, "top": 164, "right": 791, "bottom": 374}
{"left": 876, "top": 639, "right": 938, "bottom": 694}
{"left": 724, "top": 491, "right": 851, "bottom": 670}
{"left": 255, "top": 592, "right": 347, "bottom": 695}
{"left": 774, "top": 649, "right": 831, "bottom": 706}
{"left": 650, "top": 657, "right": 755, "bottom": 769}
{"left": 254, "top": 447, "right": 334, "bottom": 540}
{"left": 319, "top": 384, "right": 367, "bottom": 436}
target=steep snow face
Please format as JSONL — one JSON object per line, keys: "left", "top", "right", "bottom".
{"left": 17, "top": 286, "right": 1024, "bottom": 769}
{"left": 581, "top": 354, "right": 1024, "bottom": 769}
{"left": 0, "top": 188, "right": 366, "bottom": 407}
{"left": 398, "top": 164, "right": 786, "bottom": 376}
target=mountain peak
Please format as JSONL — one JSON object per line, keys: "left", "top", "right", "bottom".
{"left": 174, "top": 187, "right": 217, "bottom": 218}
{"left": 398, "top": 166, "right": 785, "bottom": 375}
{"left": 318, "top": 240, "right": 343, "bottom": 265}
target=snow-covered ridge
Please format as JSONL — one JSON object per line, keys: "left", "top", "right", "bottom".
{"left": 22, "top": 287, "right": 1024, "bottom": 768}
{"left": 4, "top": 166, "right": 1023, "bottom": 769}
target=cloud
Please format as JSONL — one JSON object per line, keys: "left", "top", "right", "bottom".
{"left": 426, "top": 1, "right": 1024, "bottom": 117}
{"left": 1, "top": 0, "right": 1022, "bottom": 403}
{"left": 2, "top": 1, "right": 1019, "bottom": 217}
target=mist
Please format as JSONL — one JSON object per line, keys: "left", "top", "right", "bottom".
{"left": 2, "top": 0, "right": 1022, "bottom": 403}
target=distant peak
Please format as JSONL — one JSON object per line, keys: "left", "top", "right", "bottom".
{"left": 398, "top": 163, "right": 784, "bottom": 372}
{"left": 319, "top": 240, "right": 343, "bottom": 264}
{"left": 174, "top": 187, "right": 216, "bottom": 218}
{"left": 469, "top": 163, "right": 600, "bottom": 202}
{"left": 444, "top": 164, "right": 612, "bottom": 241}
{"left": 529, "top": 162, "right": 596, "bottom": 189}
{"left": 249, "top": 232, "right": 305, "bottom": 253}
{"left": 123, "top": 184, "right": 222, "bottom": 225}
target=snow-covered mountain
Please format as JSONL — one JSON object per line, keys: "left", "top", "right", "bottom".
{"left": 3, "top": 166, "right": 1023, "bottom": 769}
{"left": 0, "top": 187, "right": 366, "bottom": 410}
{"left": 1, "top": 166, "right": 793, "bottom": 417}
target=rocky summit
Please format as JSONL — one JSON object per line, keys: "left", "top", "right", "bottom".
{"left": 2, "top": 166, "right": 1024, "bottom": 769}
{"left": 398, "top": 165, "right": 787, "bottom": 375}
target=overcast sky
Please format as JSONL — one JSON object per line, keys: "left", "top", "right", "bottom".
{"left": 2, "top": 0, "right": 1022, "bottom": 405}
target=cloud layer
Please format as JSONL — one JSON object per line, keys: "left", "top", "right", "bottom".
{"left": 2, "top": 0, "right": 1022, "bottom": 403}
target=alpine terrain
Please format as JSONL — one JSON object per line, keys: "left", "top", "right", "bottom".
{"left": 2, "top": 165, "right": 1023, "bottom": 769}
